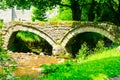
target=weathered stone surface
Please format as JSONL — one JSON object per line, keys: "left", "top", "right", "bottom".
{"left": 52, "top": 45, "right": 66, "bottom": 56}
{"left": 1, "top": 21, "right": 120, "bottom": 55}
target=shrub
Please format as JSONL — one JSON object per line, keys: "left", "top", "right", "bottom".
{"left": 0, "top": 27, "right": 16, "bottom": 79}
{"left": 76, "top": 42, "right": 89, "bottom": 62}
{"left": 11, "top": 31, "right": 52, "bottom": 55}
{"left": 41, "top": 48, "right": 120, "bottom": 80}
{"left": 76, "top": 40, "right": 110, "bottom": 63}
{"left": 0, "top": 21, "right": 3, "bottom": 28}
{"left": 0, "top": 50, "right": 16, "bottom": 79}
{"left": 94, "top": 40, "right": 106, "bottom": 53}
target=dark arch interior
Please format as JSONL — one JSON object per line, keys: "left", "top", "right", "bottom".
{"left": 65, "top": 32, "right": 113, "bottom": 57}
{"left": 8, "top": 30, "right": 52, "bottom": 55}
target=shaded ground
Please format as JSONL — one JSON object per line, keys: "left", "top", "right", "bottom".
{"left": 8, "top": 52, "right": 65, "bottom": 77}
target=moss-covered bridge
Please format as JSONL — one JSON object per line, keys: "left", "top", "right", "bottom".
{"left": 1, "top": 21, "right": 120, "bottom": 55}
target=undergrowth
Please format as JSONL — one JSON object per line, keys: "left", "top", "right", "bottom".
{"left": 76, "top": 40, "right": 106, "bottom": 63}
{"left": 11, "top": 30, "right": 52, "bottom": 55}
{"left": 0, "top": 21, "right": 3, "bottom": 28}
{"left": 0, "top": 23, "right": 16, "bottom": 80}
{"left": 41, "top": 47, "right": 120, "bottom": 80}
{"left": 40, "top": 41, "right": 120, "bottom": 80}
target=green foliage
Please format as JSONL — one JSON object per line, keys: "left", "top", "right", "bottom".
{"left": 66, "top": 32, "right": 105, "bottom": 56}
{"left": 76, "top": 42, "right": 89, "bottom": 62}
{"left": 0, "top": 51, "right": 16, "bottom": 80}
{"left": 13, "top": 76, "right": 33, "bottom": 80}
{"left": 41, "top": 47, "right": 120, "bottom": 80}
{"left": 1, "top": 0, "right": 120, "bottom": 25}
{"left": 41, "top": 60, "right": 74, "bottom": 77}
{"left": 0, "top": 27, "right": 16, "bottom": 80}
{"left": 61, "top": 0, "right": 71, "bottom": 5}
{"left": 76, "top": 40, "right": 107, "bottom": 63}
{"left": 16, "top": 31, "right": 42, "bottom": 42}
{"left": 94, "top": 40, "right": 105, "bottom": 53}
{"left": 41, "top": 64, "right": 58, "bottom": 75}
{"left": 32, "top": 7, "right": 46, "bottom": 21}
{"left": 48, "top": 6, "right": 72, "bottom": 21}
{"left": 10, "top": 31, "right": 52, "bottom": 54}
{"left": 13, "top": 31, "right": 44, "bottom": 53}
{"left": 0, "top": 21, "right": 3, "bottom": 28}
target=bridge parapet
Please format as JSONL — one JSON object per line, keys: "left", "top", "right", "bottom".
{"left": 1, "top": 21, "right": 120, "bottom": 55}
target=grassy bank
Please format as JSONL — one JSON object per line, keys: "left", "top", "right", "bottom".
{"left": 1, "top": 46, "right": 120, "bottom": 80}
{"left": 40, "top": 47, "right": 120, "bottom": 80}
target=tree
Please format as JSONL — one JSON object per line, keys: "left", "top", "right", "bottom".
{"left": 94, "top": 0, "right": 120, "bottom": 25}
{"left": 48, "top": 6, "right": 72, "bottom": 21}
{"left": 32, "top": 7, "right": 46, "bottom": 21}
{"left": 1, "top": 0, "right": 120, "bottom": 25}
{"left": 0, "top": 0, "right": 94, "bottom": 21}
{"left": 105, "top": 0, "right": 120, "bottom": 25}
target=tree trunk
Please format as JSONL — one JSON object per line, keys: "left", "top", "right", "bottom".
{"left": 71, "top": 0, "right": 81, "bottom": 21}
{"left": 88, "top": 0, "right": 96, "bottom": 21}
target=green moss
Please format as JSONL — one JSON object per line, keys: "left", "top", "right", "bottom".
{"left": 11, "top": 21, "right": 116, "bottom": 29}
{"left": 13, "top": 21, "right": 23, "bottom": 25}
{"left": 48, "top": 21, "right": 81, "bottom": 27}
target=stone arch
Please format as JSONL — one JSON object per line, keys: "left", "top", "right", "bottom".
{"left": 61, "top": 27, "right": 116, "bottom": 47}
{"left": 2, "top": 24, "right": 56, "bottom": 50}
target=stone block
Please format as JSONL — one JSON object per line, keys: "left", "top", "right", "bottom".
{"left": 52, "top": 45, "right": 65, "bottom": 56}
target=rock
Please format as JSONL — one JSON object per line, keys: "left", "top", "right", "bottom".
{"left": 58, "top": 59, "right": 65, "bottom": 63}
{"left": 39, "top": 52, "right": 45, "bottom": 56}
{"left": 27, "top": 52, "right": 33, "bottom": 56}
{"left": 7, "top": 50, "right": 13, "bottom": 54}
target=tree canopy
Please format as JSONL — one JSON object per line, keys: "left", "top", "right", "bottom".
{"left": 1, "top": 0, "right": 120, "bottom": 25}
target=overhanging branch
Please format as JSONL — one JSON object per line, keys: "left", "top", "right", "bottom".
{"left": 57, "top": 3, "right": 71, "bottom": 8}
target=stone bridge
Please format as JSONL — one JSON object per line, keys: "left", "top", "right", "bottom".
{"left": 1, "top": 21, "right": 120, "bottom": 55}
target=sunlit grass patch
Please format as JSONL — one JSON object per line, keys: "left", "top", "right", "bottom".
{"left": 83, "top": 47, "right": 120, "bottom": 63}
{"left": 41, "top": 56, "right": 120, "bottom": 80}
{"left": 41, "top": 47, "right": 120, "bottom": 80}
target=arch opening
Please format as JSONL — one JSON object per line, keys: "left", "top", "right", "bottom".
{"left": 65, "top": 32, "right": 113, "bottom": 57}
{"left": 8, "top": 30, "right": 52, "bottom": 55}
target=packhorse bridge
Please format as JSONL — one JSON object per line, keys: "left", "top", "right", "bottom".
{"left": 1, "top": 21, "right": 120, "bottom": 55}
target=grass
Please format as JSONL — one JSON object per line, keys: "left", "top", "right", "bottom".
{"left": 1, "top": 33, "right": 120, "bottom": 80}
{"left": 40, "top": 47, "right": 120, "bottom": 80}
{"left": 82, "top": 47, "right": 120, "bottom": 63}
{"left": 0, "top": 21, "right": 3, "bottom": 28}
